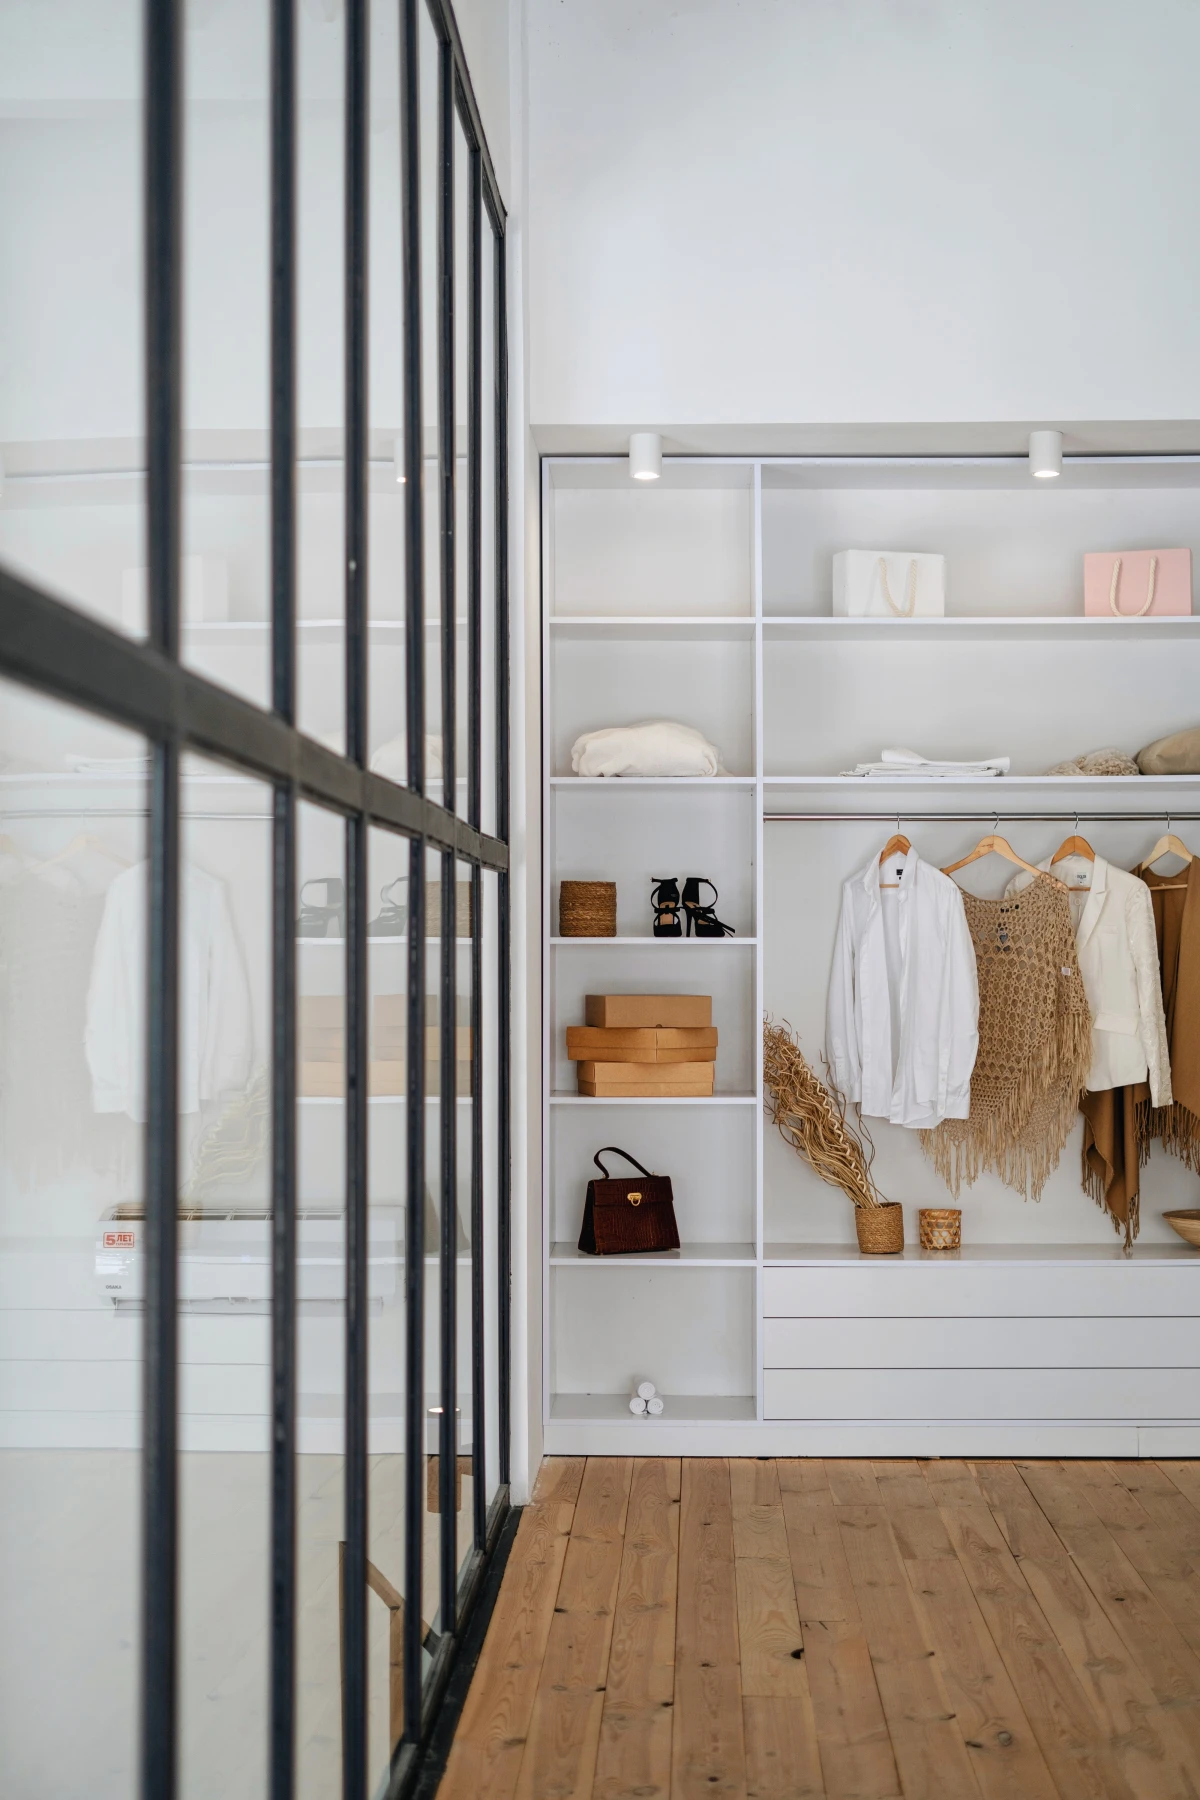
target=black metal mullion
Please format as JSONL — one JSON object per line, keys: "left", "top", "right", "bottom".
{"left": 434, "top": 16, "right": 459, "bottom": 1645}
{"left": 343, "top": 0, "right": 369, "bottom": 1795}
{"left": 269, "top": 0, "right": 298, "bottom": 1793}
{"left": 492, "top": 226, "right": 511, "bottom": 1484}
{"left": 142, "top": 2, "right": 183, "bottom": 1796}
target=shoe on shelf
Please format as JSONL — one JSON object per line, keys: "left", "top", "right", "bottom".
{"left": 650, "top": 876, "right": 682, "bottom": 938}
{"left": 367, "top": 877, "right": 407, "bottom": 936}
{"left": 297, "top": 877, "right": 345, "bottom": 938}
{"left": 682, "top": 877, "right": 735, "bottom": 938}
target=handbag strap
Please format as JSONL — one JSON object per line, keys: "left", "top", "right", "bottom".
{"left": 593, "top": 1145, "right": 654, "bottom": 1180}
{"left": 1109, "top": 553, "right": 1158, "bottom": 618}
{"left": 877, "top": 556, "right": 917, "bottom": 617}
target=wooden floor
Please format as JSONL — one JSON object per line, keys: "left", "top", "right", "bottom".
{"left": 440, "top": 1456, "right": 1200, "bottom": 1800}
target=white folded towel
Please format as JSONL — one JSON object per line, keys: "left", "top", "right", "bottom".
{"left": 571, "top": 720, "right": 725, "bottom": 779}
{"left": 841, "top": 745, "right": 1009, "bottom": 778}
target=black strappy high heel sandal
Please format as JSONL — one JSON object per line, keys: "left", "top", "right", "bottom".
{"left": 650, "top": 876, "right": 682, "bottom": 938}
{"left": 297, "top": 877, "right": 345, "bottom": 937}
{"left": 367, "top": 876, "right": 408, "bottom": 937}
{"left": 682, "top": 877, "right": 735, "bottom": 938}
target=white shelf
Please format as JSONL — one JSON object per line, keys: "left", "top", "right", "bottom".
{"left": 549, "top": 615, "right": 755, "bottom": 641}
{"left": 300, "top": 936, "right": 473, "bottom": 946}
{"left": 763, "top": 1242, "right": 1200, "bottom": 1266}
{"left": 550, "top": 935, "right": 754, "bottom": 946}
{"left": 550, "top": 1241, "right": 756, "bottom": 1266}
{"left": 763, "top": 774, "right": 1200, "bottom": 791}
{"left": 762, "top": 614, "right": 1200, "bottom": 642}
{"left": 550, "top": 1092, "right": 757, "bottom": 1106}
{"left": 550, "top": 775, "right": 756, "bottom": 788}
{"left": 549, "top": 1392, "right": 757, "bottom": 1424}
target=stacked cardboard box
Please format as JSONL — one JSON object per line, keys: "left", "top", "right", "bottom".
{"left": 299, "top": 995, "right": 472, "bottom": 1097}
{"left": 568, "top": 995, "right": 716, "bottom": 1096}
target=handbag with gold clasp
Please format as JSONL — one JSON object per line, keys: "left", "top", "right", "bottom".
{"left": 577, "top": 1146, "right": 680, "bottom": 1255}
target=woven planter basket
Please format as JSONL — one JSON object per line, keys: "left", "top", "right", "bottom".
{"left": 919, "top": 1208, "right": 961, "bottom": 1251}
{"left": 855, "top": 1202, "right": 904, "bottom": 1255}
{"left": 559, "top": 880, "right": 616, "bottom": 938}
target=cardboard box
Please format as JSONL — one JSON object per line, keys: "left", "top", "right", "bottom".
{"left": 584, "top": 994, "right": 712, "bottom": 1030}
{"left": 299, "top": 1060, "right": 473, "bottom": 1098}
{"left": 565, "top": 1026, "right": 717, "bottom": 1063}
{"left": 576, "top": 1060, "right": 715, "bottom": 1097}
{"left": 577, "top": 1076, "right": 715, "bottom": 1097}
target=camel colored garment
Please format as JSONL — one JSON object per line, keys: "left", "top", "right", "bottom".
{"left": 1143, "top": 858, "right": 1200, "bottom": 1169}
{"left": 921, "top": 876, "right": 1092, "bottom": 1200}
{"left": 1081, "top": 1083, "right": 1147, "bottom": 1249}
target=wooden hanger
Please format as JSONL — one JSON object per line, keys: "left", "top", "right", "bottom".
{"left": 942, "top": 832, "right": 1066, "bottom": 890}
{"left": 1050, "top": 825, "right": 1096, "bottom": 891}
{"left": 1138, "top": 827, "right": 1193, "bottom": 891}
{"left": 878, "top": 826, "right": 911, "bottom": 890}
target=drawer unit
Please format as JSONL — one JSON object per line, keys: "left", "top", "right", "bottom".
{"left": 763, "top": 1261, "right": 1200, "bottom": 1319}
{"left": 763, "top": 1315, "right": 1200, "bottom": 1369}
{"left": 764, "top": 1367, "right": 1195, "bottom": 1422}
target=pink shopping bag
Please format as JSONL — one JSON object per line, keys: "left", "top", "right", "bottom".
{"left": 1083, "top": 548, "right": 1193, "bottom": 617}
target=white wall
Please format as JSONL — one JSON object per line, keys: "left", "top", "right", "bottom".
{"left": 526, "top": 0, "right": 1200, "bottom": 441}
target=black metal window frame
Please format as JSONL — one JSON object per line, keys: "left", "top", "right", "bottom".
{"left": 0, "top": 1, "right": 511, "bottom": 1797}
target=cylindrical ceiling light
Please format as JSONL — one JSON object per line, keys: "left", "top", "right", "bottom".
{"left": 629, "top": 431, "right": 662, "bottom": 481}
{"left": 393, "top": 433, "right": 405, "bottom": 484}
{"left": 1028, "top": 429, "right": 1063, "bottom": 480}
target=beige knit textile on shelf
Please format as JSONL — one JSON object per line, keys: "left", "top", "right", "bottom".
{"left": 921, "top": 875, "right": 1093, "bottom": 1200}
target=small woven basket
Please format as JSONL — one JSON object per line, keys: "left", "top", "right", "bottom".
{"left": 855, "top": 1202, "right": 904, "bottom": 1255}
{"left": 919, "top": 1207, "right": 961, "bottom": 1251}
{"left": 559, "top": 880, "right": 616, "bottom": 938}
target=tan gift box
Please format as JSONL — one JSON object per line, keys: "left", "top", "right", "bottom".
{"left": 299, "top": 1061, "right": 473, "bottom": 1098}
{"left": 577, "top": 1075, "right": 714, "bottom": 1098}
{"left": 575, "top": 1060, "right": 715, "bottom": 1096}
{"left": 584, "top": 994, "right": 712, "bottom": 1030}
{"left": 565, "top": 1026, "right": 717, "bottom": 1063}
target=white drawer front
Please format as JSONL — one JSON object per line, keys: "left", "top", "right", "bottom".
{"left": 763, "top": 1367, "right": 1196, "bottom": 1422}
{"left": 764, "top": 1316, "right": 1200, "bottom": 1370}
{"left": 763, "top": 1264, "right": 1200, "bottom": 1319}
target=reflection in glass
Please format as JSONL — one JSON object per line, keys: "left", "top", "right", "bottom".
{"left": 297, "top": 0, "right": 347, "bottom": 752}
{"left": 180, "top": 0, "right": 272, "bottom": 712}
{"left": 0, "top": 5, "right": 145, "bottom": 637}
{"left": 479, "top": 223, "right": 499, "bottom": 841}
{"left": 366, "top": 827, "right": 411, "bottom": 1788}
{"left": 296, "top": 802, "right": 347, "bottom": 1797}
{"left": 0, "top": 679, "right": 146, "bottom": 1795}
{"left": 481, "top": 871, "right": 503, "bottom": 1514}
{"left": 455, "top": 860, "right": 477, "bottom": 1584}
{"left": 419, "top": 2, "right": 446, "bottom": 807}
{"left": 454, "top": 112, "right": 473, "bottom": 822}
{"left": 177, "top": 752, "right": 272, "bottom": 1800}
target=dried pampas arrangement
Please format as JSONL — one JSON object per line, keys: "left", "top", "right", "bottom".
{"left": 763, "top": 1020, "right": 884, "bottom": 1210}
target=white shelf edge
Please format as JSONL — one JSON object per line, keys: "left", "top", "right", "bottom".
{"left": 762, "top": 1241, "right": 1200, "bottom": 1264}
{"left": 550, "top": 1241, "right": 756, "bottom": 1267}
{"left": 549, "top": 1092, "right": 757, "bottom": 1106}
{"left": 763, "top": 613, "right": 1200, "bottom": 638}
{"left": 550, "top": 775, "right": 756, "bottom": 788}
{"left": 549, "top": 935, "right": 755, "bottom": 946}
{"left": 762, "top": 773, "right": 1200, "bottom": 788}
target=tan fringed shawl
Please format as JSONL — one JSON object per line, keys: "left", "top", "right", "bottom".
{"left": 1143, "top": 858, "right": 1200, "bottom": 1170}
{"left": 922, "top": 876, "right": 1092, "bottom": 1199}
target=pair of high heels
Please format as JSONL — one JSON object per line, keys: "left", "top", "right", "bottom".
{"left": 650, "top": 877, "right": 735, "bottom": 938}
{"left": 297, "top": 877, "right": 408, "bottom": 938}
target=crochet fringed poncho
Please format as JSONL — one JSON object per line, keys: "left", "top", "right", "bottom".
{"left": 921, "top": 875, "right": 1092, "bottom": 1200}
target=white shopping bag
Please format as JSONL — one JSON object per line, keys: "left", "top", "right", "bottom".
{"left": 832, "top": 551, "right": 946, "bottom": 618}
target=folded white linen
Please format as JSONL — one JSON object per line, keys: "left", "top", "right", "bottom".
{"left": 840, "top": 745, "right": 1009, "bottom": 778}
{"left": 570, "top": 720, "right": 724, "bottom": 778}
{"left": 878, "top": 746, "right": 1010, "bottom": 773}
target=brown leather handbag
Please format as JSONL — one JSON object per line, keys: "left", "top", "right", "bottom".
{"left": 577, "top": 1147, "right": 680, "bottom": 1255}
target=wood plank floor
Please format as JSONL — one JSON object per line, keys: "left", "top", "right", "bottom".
{"left": 441, "top": 1458, "right": 1200, "bottom": 1800}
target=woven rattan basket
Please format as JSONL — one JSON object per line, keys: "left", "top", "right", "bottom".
{"left": 559, "top": 880, "right": 616, "bottom": 938}
{"left": 919, "top": 1207, "right": 961, "bottom": 1251}
{"left": 855, "top": 1202, "right": 904, "bottom": 1255}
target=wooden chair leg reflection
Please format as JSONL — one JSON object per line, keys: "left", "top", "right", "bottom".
{"left": 339, "top": 1542, "right": 441, "bottom": 1752}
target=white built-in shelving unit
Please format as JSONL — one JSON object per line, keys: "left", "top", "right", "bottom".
{"left": 542, "top": 452, "right": 1200, "bottom": 1456}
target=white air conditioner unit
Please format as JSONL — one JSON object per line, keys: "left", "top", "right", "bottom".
{"left": 96, "top": 1209, "right": 397, "bottom": 1306}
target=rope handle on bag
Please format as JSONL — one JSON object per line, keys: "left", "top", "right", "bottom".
{"left": 593, "top": 1146, "right": 654, "bottom": 1179}
{"left": 1109, "top": 553, "right": 1158, "bottom": 618}
{"left": 877, "top": 556, "right": 918, "bottom": 617}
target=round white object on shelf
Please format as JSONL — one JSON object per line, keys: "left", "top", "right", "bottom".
{"left": 645, "top": 1395, "right": 664, "bottom": 1416}
{"left": 628, "top": 1395, "right": 647, "bottom": 1415}
{"left": 636, "top": 1380, "right": 657, "bottom": 1401}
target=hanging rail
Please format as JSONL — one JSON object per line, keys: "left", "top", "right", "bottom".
{"left": 765, "top": 811, "right": 1200, "bottom": 824}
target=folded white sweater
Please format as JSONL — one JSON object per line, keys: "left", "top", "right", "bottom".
{"left": 571, "top": 720, "right": 724, "bottom": 778}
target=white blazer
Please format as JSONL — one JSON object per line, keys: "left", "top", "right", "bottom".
{"left": 1005, "top": 854, "right": 1171, "bottom": 1105}
{"left": 827, "top": 848, "right": 979, "bottom": 1129}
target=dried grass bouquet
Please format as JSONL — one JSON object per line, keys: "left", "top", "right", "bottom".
{"left": 763, "top": 1019, "right": 884, "bottom": 1210}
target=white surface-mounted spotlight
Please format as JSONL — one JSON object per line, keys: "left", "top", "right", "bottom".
{"left": 629, "top": 431, "right": 662, "bottom": 481}
{"left": 1029, "top": 429, "right": 1063, "bottom": 479}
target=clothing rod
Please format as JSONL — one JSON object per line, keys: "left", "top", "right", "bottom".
{"left": 764, "top": 812, "right": 1200, "bottom": 824}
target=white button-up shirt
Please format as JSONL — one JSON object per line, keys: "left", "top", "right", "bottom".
{"left": 826, "top": 847, "right": 979, "bottom": 1128}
